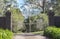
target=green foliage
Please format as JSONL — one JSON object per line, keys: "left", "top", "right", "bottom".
{"left": 25, "top": 13, "right": 48, "bottom": 32}
{"left": 0, "top": 0, "right": 17, "bottom": 16}
{"left": 53, "top": 0, "right": 60, "bottom": 16}
{"left": 0, "top": 29, "right": 13, "bottom": 39}
{"left": 11, "top": 8, "right": 24, "bottom": 21}
{"left": 38, "top": 13, "right": 48, "bottom": 25}
{"left": 11, "top": 8, "right": 25, "bottom": 33}
{"left": 37, "top": 13, "right": 48, "bottom": 30}
{"left": 44, "top": 26, "right": 60, "bottom": 39}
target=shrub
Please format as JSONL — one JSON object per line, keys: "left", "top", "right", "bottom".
{"left": 11, "top": 8, "right": 24, "bottom": 33}
{"left": 44, "top": 26, "right": 60, "bottom": 39}
{"left": 0, "top": 29, "right": 13, "bottom": 39}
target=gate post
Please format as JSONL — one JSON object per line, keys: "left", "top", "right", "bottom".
{"left": 48, "top": 10, "right": 55, "bottom": 26}
{"left": 5, "top": 10, "right": 11, "bottom": 30}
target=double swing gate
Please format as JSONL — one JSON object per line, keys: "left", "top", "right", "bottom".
{"left": 12, "top": 18, "right": 46, "bottom": 33}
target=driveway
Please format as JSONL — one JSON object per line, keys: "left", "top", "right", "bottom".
{"left": 13, "top": 33, "right": 49, "bottom": 39}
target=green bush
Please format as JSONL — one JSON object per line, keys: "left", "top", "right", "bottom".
{"left": 0, "top": 29, "right": 13, "bottom": 39}
{"left": 11, "top": 8, "right": 24, "bottom": 33}
{"left": 44, "top": 26, "right": 60, "bottom": 39}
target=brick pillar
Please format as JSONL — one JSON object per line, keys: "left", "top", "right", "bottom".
{"left": 48, "top": 10, "right": 55, "bottom": 26}
{"left": 5, "top": 10, "right": 11, "bottom": 30}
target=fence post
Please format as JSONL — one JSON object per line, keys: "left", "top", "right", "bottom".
{"left": 48, "top": 10, "right": 55, "bottom": 26}
{"left": 5, "top": 10, "right": 11, "bottom": 30}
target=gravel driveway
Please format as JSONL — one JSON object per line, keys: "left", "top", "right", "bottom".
{"left": 13, "top": 33, "right": 49, "bottom": 39}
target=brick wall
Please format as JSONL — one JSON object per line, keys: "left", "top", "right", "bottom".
{"left": 54, "top": 16, "right": 60, "bottom": 27}
{"left": 0, "top": 11, "right": 11, "bottom": 30}
{"left": 48, "top": 10, "right": 60, "bottom": 27}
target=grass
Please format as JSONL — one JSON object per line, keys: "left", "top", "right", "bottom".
{"left": 32, "top": 31, "right": 44, "bottom": 35}
{"left": 13, "top": 31, "right": 44, "bottom": 35}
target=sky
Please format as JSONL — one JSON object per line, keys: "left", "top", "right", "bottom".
{"left": 16, "top": 0, "right": 47, "bottom": 18}
{"left": 17, "top": 0, "right": 25, "bottom": 11}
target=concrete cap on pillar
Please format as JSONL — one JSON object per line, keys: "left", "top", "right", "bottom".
{"left": 7, "top": 7, "right": 10, "bottom": 11}
{"left": 49, "top": 7, "right": 53, "bottom": 10}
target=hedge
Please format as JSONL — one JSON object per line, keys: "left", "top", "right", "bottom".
{"left": 0, "top": 29, "right": 13, "bottom": 39}
{"left": 44, "top": 26, "right": 60, "bottom": 39}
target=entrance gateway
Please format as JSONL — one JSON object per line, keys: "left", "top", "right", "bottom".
{"left": 0, "top": 10, "right": 47, "bottom": 33}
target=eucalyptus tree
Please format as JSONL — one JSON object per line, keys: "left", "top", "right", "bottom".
{"left": 54, "top": 0, "right": 60, "bottom": 15}
{"left": 0, "top": 0, "right": 5, "bottom": 15}
{"left": 0, "top": 0, "right": 17, "bottom": 15}
{"left": 24, "top": 0, "right": 57, "bottom": 13}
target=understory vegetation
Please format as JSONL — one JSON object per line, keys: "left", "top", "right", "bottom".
{"left": 0, "top": 29, "right": 13, "bottom": 39}
{"left": 23, "top": 13, "right": 48, "bottom": 32}
{"left": 44, "top": 26, "right": 60, "bottom": 39}
{"left": 10, "top": 8, "right": 25, "bottom": 33}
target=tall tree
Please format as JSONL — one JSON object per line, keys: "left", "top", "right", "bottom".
{"left": 0, "top": 0, "right": 17, "bottom": 15}
{"left": 24, "top": 0, "right": 57, "bottom": 13}
{"left": 53, "top": 0, "right": 60, "bottom": 15}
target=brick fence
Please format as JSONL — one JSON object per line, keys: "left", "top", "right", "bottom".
{"left": 48, "top": 10, "right": 60, "bottom": 27}
{"left": 0, "top": 10, "right": 11, "bottom": 30}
